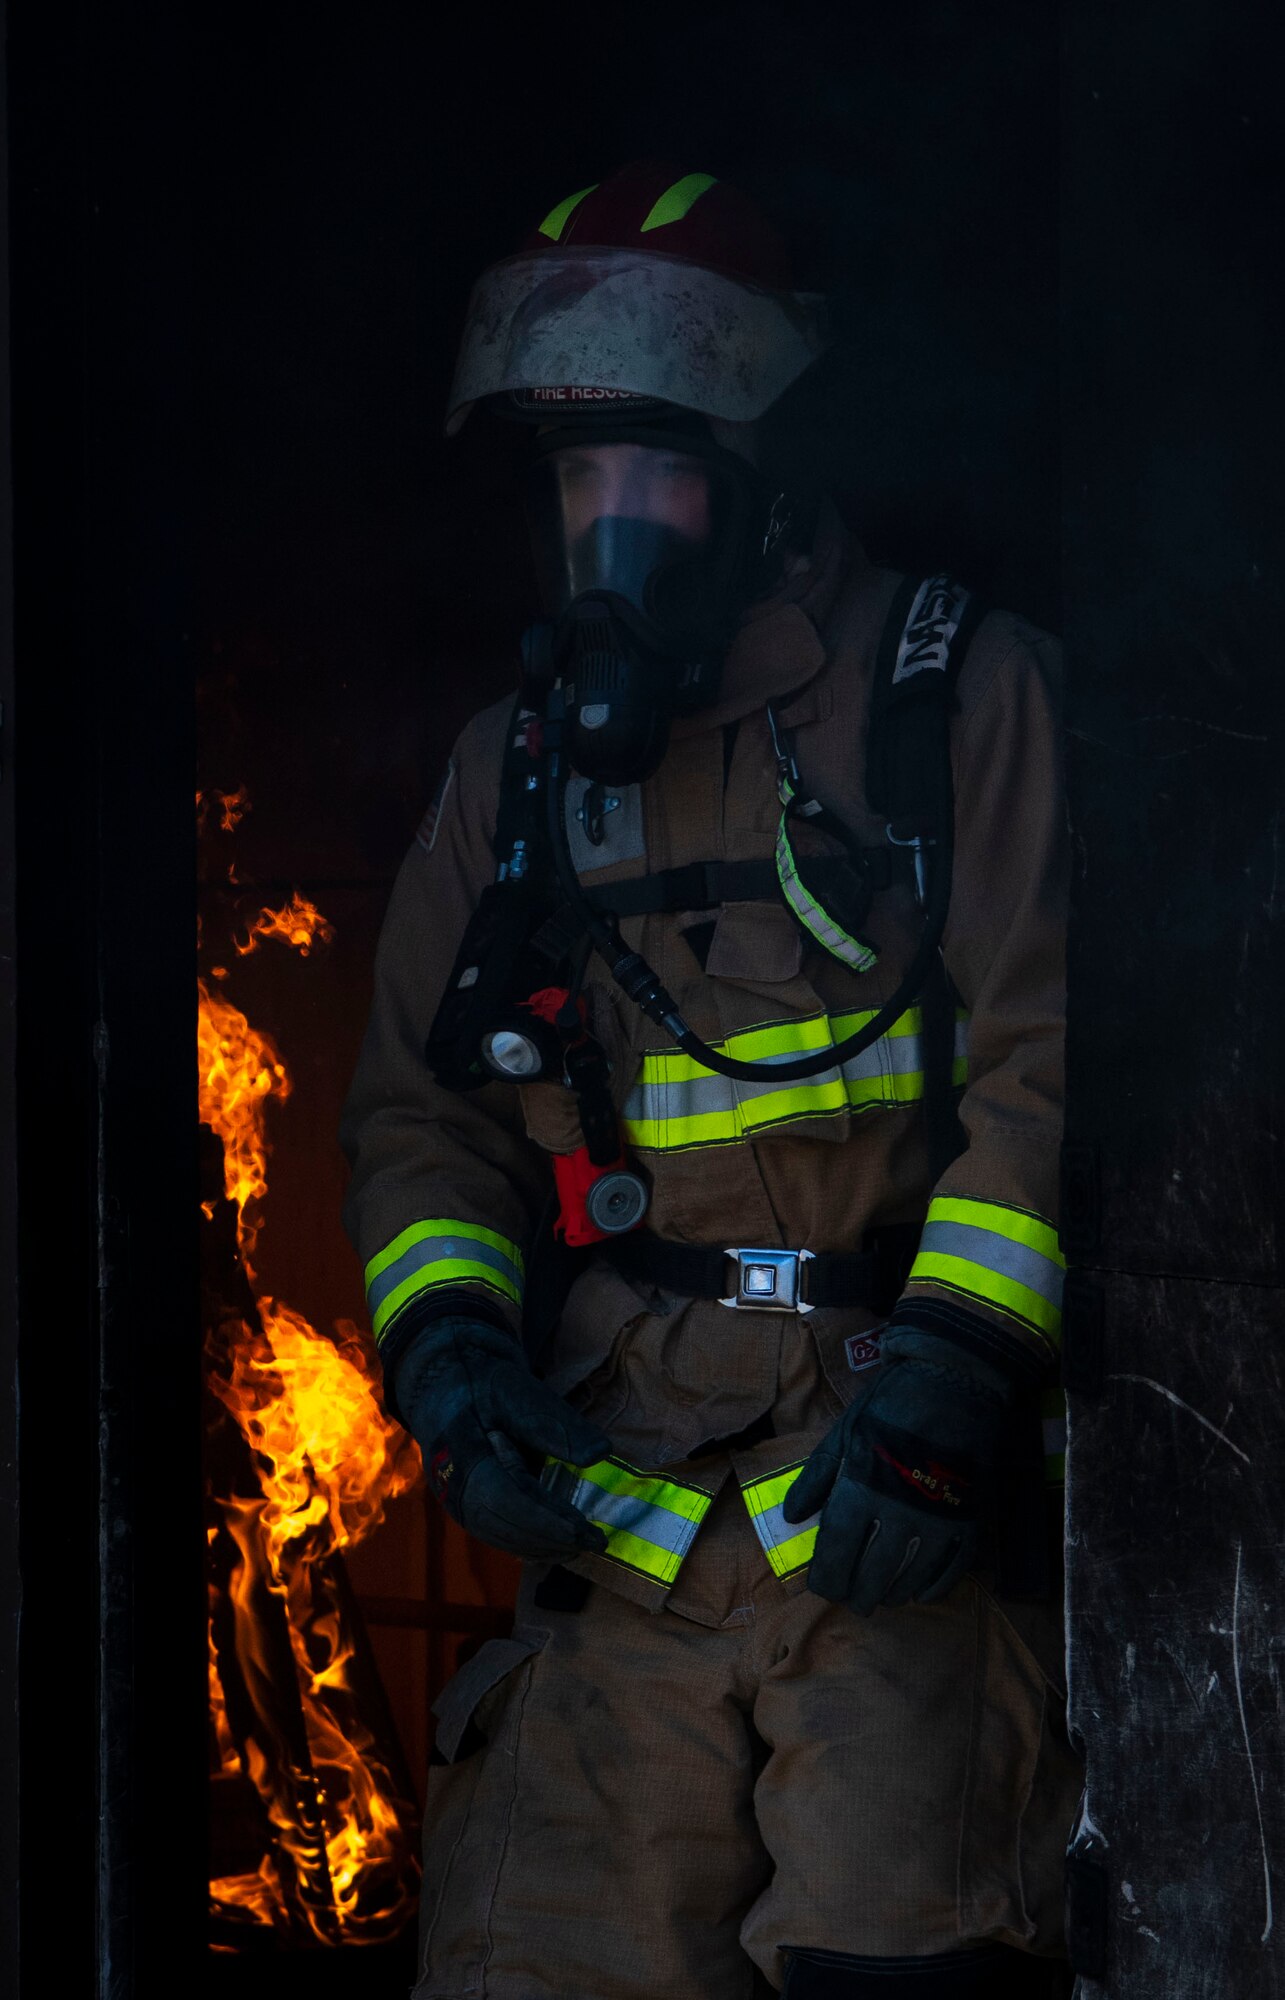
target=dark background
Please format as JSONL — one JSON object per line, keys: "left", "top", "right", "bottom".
{"left": 194, "top": 0, "right": 1059, "bottom": 902}
{"left": 4, "top": 2, "right": 1282, "bottom": 1997}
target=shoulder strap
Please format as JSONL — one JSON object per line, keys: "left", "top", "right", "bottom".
{"left": 492, "top": 695, "right": 540, "bottom": 872}
{"left": 865, "top": 576, "right": 985, "bottom": 1180}
{"left": 865, "top": 574, "right": 987, "bottom": 830}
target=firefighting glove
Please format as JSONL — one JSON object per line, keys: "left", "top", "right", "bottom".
{"left": 781, "top": 1329, "right": 1019, "bottom": 1618}
{"left": 387, "top": 1316, "right": 611, "bottom": 1562}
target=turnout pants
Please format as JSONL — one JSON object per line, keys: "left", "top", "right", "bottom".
{"left": 413, "top": 1474, "right": 1080, "bottom": 2000}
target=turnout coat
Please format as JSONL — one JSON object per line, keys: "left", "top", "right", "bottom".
{"left": 339, "top": 510, "right": 1069, "bottom": 1618}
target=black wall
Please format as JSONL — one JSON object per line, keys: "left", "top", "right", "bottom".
{"left": 1060, "top": 7, "right": 1284, "bottom": 1995}
{"left": 8, "top": 1, "right": 201, "bottom": 1993}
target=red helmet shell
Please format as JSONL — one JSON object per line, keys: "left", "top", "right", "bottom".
{"left": 520, "top": 162, "right": 795, "bottom": 291}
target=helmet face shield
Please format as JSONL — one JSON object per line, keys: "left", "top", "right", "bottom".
{"left": 445, "top": 245, "right": 830, "bottom": 437}
{"left": 521, "top": 439, "right": 754, "bottom": 658}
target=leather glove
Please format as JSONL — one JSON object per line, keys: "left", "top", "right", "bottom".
{"left": 781, "top": 1328, "right": 1019, "bottom": 1617}
{"left": 387, "top": 1315, "right": 611, "bottom": 1561}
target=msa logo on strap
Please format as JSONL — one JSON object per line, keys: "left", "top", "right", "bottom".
{"left": 891, "top": 575, "right": 971, "bottom": 685}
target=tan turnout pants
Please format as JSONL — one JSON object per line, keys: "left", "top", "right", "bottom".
{"left": 412, "top": 1471, "right": 1081, "bottom": 2000}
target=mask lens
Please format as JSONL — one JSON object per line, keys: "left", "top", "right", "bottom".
{"left": 555, "top": 442, "right": 712, "bottom": 548}
{"left": 522, "top": 442, "right": 728, "bottom": 628}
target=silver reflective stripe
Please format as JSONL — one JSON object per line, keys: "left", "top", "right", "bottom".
{"left": 563, "top": 1476, "right": 697, "bottom": 1559}
{"left": 622, "top": 1031, "right": 925, "bottom": 1126}
{"left": 750, "top": 1495, "right": 821, "bottom": 1556}
{"left": 915, "top": 1219, "right": 1065, "bottom": 1312}
{"left": 366, "top": 1231, "right": 523, "bottom": 1318}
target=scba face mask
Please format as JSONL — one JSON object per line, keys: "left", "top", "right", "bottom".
{"left": 521, "top": 426, "right": 765, "bottom": 785}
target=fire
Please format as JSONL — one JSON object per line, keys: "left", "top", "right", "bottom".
{"left": 235, "top": 890, "right": 336, "bottom": 960}
{"left": 197, "top": 977, "right": 289, "bottom": 1278}
{"left": 209, "top": 1858, "right": 288, "bottom": 1948}
{"left": 210, "top": 1299, "right": 418, "bottom": 1582}
{"left": 197, "top": 784, "right": 252, "bottom": 835}
{"left": 202, "top": 870, "right": 422, "bottom": 1947}
{"left": 231, "top": 1304, "right": 420, "bottom": 1924}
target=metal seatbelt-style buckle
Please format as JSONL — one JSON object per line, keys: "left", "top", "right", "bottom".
{"left": 719, "top": 1247, "right": 815, "bottom": 1314}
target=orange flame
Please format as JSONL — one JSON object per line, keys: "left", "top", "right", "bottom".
{"left": 201, "top": 864, "right": 421, "bottom": 1945}
{"left": 235, "top": 891, "right": 337, "bottom": 960}
{"left": 197, "top": 786, "right": 252, "bottom": 835}
{"left": 207, "top": 1302, "right": 420, "bottom": 1939}
{"left": 209, "top": 1857, "right": 288, "bottom": 1949}
{"left": 217, "top": 785, "right": 251, "bottom": 831}
{"left": 209, "top": 1300, "right": 418, "bottom": 1583}
{"left": 197, "top": 978, "right": 289, "bottom": 1278}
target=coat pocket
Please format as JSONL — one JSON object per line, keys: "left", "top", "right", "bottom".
{"left": 957, "top": 1585, "right": 1082, "bottom": 1954}
{"left": 430, "top": 1633, "right": 545, "bottom": 1764}
{"left": 539, "top": 1259, "right": 653, "bottom": 1418}
{"left": 417, "top": 1632, "right": 548, "bottom": 1996}
{"left": 704, "top": 899, "right": 803, "bottom": 982}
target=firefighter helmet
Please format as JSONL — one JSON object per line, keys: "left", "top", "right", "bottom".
{"left": 445, "top": 161, "right": 830, "bottom": 436}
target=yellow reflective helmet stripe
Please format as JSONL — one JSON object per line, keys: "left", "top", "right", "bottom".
{"left": 741, "top": 1461, "right": 820, "bottom": 1579}
{"left": 639, "top": 172, "right": 718, "bottom": 233}
{"left": 907, "top": 1196, "right": 1066, "bottom": 1353}
{"left": 542, "top": 1455, "right": 714, "bottom": 1586}
{"left": 536, "top": 182, "right": 599, "bottom": 242}
{"left": 365, "top": 1218, "right": 525, "bottom": 1343}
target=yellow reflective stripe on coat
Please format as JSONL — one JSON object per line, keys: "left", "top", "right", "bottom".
{"left": 740, "top": 1462, "right": 819, "bottom": 1579}
{"left": 907, "top": 1196, "right": 1066, "bottom": 1353}
{"left": 365, "top": 1218, "right": 525, "bottom": 1343}
{"left": 541, "top": 1455, "right": 714, "bottom": 1586}
{"left": 622, "top": 1006, "right": 969, "bottom": 1153}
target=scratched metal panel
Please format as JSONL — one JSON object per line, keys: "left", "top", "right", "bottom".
{"left": 1060, "top": 11, "right": 1285, "bottom": 1995}
{"left": 1065, "top": 1274, "right": 1284, "bottom": 1997}
{"left": 1063, "top": 671, "right": 1284, "bottom": 1287}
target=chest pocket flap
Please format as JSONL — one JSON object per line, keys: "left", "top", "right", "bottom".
{"left": 703, "top": 898, "right": 803, "bottom": 983}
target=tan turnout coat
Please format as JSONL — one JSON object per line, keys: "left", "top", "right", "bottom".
{"left": 340, "top": 510, "right": 1067, "bottom": 1608}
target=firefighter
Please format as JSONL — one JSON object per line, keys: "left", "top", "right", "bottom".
{"left": 339, "top": 162, "right": 1080, "bottom": 1999}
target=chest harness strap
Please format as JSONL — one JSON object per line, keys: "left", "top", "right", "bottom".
{"left": 539, "top": 576, "right": 985, "bottom": 1086}
{"left": 426, "top": 574, "right": 985, "bottom": 1092}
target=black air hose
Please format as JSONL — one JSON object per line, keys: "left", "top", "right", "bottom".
{"left": 544, "top": 732, "right": 952, "bottom": 1087}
